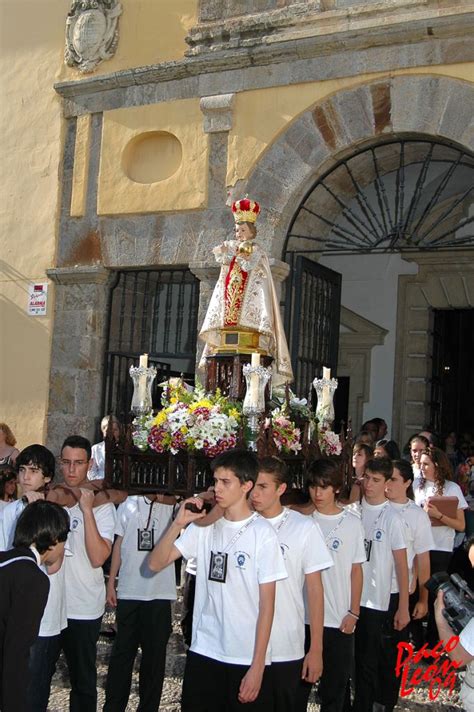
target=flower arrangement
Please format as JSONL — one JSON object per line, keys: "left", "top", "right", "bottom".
{"left": 266, "top": 408, "right": 302, "bottom": 454}
{"left": 318, "top": 427, "right": 342, "bottom": 456}
{"left": 132, "top": 381, "right": 241, "bottom": 458}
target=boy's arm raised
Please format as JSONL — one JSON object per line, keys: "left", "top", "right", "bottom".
{"left": 148, "top": 498, "right": 205, "bottom": 572}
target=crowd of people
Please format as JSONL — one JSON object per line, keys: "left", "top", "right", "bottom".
{"left": 0, "top": 417, "right": 473, "bottom": 712}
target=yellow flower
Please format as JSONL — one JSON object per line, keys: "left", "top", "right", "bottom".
{"left": 229, "top": 408, "right": 240, "bottom": 419}
{"left": 170, "top": 396, "right": 178, "bottom": 404}
{"left": 153, "top": 411, "right": 167, "bottom": 426}
{"left": 180, "top": 426, "right": 188, "bottom": 434}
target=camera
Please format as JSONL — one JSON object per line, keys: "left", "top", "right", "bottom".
{"left": 426, "top": 571, "right": 474, "bottom": 634}
{"left": 185, "top": 500, "right": 212, "bottom": 514}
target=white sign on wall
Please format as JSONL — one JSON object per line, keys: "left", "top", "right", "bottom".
{"left": 27, "top": 283, "right": 48, "bottom": 316}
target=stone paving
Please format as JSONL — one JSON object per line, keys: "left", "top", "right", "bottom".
{"left": 47, "top": 593, "right": 467, "bottom": 711}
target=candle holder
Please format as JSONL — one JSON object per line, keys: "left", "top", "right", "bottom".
{"left": 130, "top": 365, "right": 157, "bottom": 416}
{"left": 312, "top": 376, "right": 338, "bottom": 429}
{"left": 242, "top": 364, "right": 272, "bottom": 451}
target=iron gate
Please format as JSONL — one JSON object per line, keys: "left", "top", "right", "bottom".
{"left": 101, "top": 268, "right": 200, "bottom": 424}
{"left": 284, "top": 255, "right": 341, "bottom": 397}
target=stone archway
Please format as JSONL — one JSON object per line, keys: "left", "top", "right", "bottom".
{"left": 234, "top": 74, "right": 474, "bottom": 440}
{"left": 236, "top": 74, "right": 474, "bottom": 259}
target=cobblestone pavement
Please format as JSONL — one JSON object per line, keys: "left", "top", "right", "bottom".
{"left": 48, "top": 593, "right": 467, "bottom": 711}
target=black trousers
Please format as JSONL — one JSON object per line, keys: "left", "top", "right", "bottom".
{"left": 296, "top": 625, "right": 354, "bottom": 712}
{"left": 181, "top": 650, "right": 273, "bottom": 712}
{"left": 270, "top": 658, "right": 304, "bottom": 712}
{"left": 352, "top": 607, "right": 387, "bottom": 712}
{"left": 61, "top": 616, "right": 102, "bottom": 712}
{"left": 375, "top": 593, "right": 409, "bottom": 710}
{"left": 103, "top": 598, "right": 172, "bottom": 712}
{"left": 27, "top": 634, "right": 62, "bottom": 711}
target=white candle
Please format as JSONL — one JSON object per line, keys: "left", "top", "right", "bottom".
{"left": 138, "top": 353, "right": 148, "bottom": 402}
{"left": 249, "top": 353, "right": 261, "bottom": 407}
{"left": 322, "top": 366, "right": 331, "bottom": 408}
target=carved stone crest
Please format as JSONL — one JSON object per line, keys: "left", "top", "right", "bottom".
{"left": 65, "top": 0, "right": 122, "bottom": 74}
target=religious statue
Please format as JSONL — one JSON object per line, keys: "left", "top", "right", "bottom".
{"left": 199, "top": 198, "right": 293, "bottom": 385}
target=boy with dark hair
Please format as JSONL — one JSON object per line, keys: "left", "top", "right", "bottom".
{"left": 149, "top": 448, "right": 287, "bottom": 711}
{"left": 297, "top": 458, "right": 365, "bottom": 712}
{"left": 59, "top": 434, "right": 116, "bottom": 712}
{"left": 0, "top": 444, "right": 68, "bottom": 712}
{"left": 352, "top": 457, "right": 409, "bottom": 712}
{"left": 250, "top": 457, "right": 333, "bottom": 712}
{"left": 0, "top": 500, "right": 69, "bottom": 712}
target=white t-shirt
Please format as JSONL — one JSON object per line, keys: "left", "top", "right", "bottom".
{"left": 310, "top": 508, "right": 366, "bottom": 628}
{"left": 413, "top": 479, "right": 467, "bottom": 552}
{"left": 266, "top": 508, "right": 333, "bottom": 662}
{"left": 115, "top": 497, "right": 177, "bottom": 601}
{"left": 389, "top": 500, "right": 434, "bottom": 594}
{"left": 88, "top": 441, "right": 105, "bottom": 480}
{"left": 175, "top": 512, "right": 287, "bottom": 665}
{"left": 64, "top": 502, "right": 116, "bottom": 620}
{"left": 358, "top": 500, "right": 407, "bottom": 611}
{"left": 0, "top": 499, "right": 68, "bottom": 636}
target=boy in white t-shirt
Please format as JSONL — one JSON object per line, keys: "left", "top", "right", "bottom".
{"left": 59, "top": 435, "right": 116, "bottom": 712}
{"left": 297, "top": 458, "right": 366, "bottom": 712}
{"left": 148, "top": 449, "right": 287, "bottom": 711}
{"left": 103, "top": 495, "right": 177, "bottom": 711}
{"left": 250, "top": 457, "right": 333, "bottom": 712}
{"left": 352, "top": 458, "right": 410, "bottom": 712}
{"left": 0, "top": 444, "right": 68, "bottom": 712}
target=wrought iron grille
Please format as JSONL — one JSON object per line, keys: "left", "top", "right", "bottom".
{"left": 284, "top": 138, "right": 474, "bottom": 256}
{"left": 284, "top": 256, "right": 341, "bottom": 397}
{"left": 102, "top": 268, "right": 200, "bottom": 423}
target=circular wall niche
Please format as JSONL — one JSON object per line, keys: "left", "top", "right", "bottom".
{"left": 122, "top": 131, "right": 182, "bottom": 184}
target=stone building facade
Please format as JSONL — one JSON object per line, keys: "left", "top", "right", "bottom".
{"left": 4, "top": 0, "right": 472, "bottom": 452}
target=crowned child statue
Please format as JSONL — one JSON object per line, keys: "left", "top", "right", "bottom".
{"left": 199, "top": 198, "right": 293, "bottom": 386}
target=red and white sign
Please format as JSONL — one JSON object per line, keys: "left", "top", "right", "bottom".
{"left": 27, "top": 283, "right": 48, "bottom": 316}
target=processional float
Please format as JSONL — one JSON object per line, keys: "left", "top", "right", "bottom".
{"left": 104, "top": 199, "right": 353, "bottom": 496}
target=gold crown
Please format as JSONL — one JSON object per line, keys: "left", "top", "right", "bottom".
{"left": 232, "top": 198, "right": 260, "bottom": 224}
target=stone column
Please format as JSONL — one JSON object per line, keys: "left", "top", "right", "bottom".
{"left": 45, "top": 265, "right": 112, "bottom": 454}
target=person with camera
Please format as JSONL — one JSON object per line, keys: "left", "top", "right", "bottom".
{"left": 434, "top": 535, "right": 474, "bottom": 710}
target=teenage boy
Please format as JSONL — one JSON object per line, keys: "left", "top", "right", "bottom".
{"left": 0, "top": 444, "right": 69, "bottom": 712}
{"left": 0, "top": 500, "right": 70, "bottom": 712}
{"left": 250, "top": 457, "right": 333, "bottom": 712}
{"left": 297, "top": 458, "right": 366, "bottom": 712}
{"left": 59, "top": 435, "right": 116, "bottom": 712}
{"left": 103, "top": 494, "right": 177, "bottom": 711}
{"left": 352, "top": 457, "right": 410, "bottom": 712}
{"left": 148, "top": 449, "right": 287, "bottom": 711}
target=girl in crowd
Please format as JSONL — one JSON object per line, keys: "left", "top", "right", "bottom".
{"left": 408, "top": 434, "right": 429, "bottom": 479}
{"left": 0, "top": 423, "right": 19, "bottom": 466}
{"left": 413, "top": 446, "right": 467, "bottom": 645}
{"left": 346, "top": 443, "right": 373, "bottom": 504}
{"left": 374, "top": 439, "right": 401, "bottom": 460}
{"left": 0, "top": 468, "right": 17, "bottom": 505}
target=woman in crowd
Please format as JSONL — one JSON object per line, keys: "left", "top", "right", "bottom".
{"left": 0, "top": 424, "right": 19, "bottom": 466}
{"left": 345, "top": 442, "right": 373, "bottom": 504}
{"left": 374, "top": 439, "right": 401, "bottom": 461}
{"left": 407, "top": 434, "right": 429, "bottom": 479}
{"left": 413, "top": 446, "right": 467, "bottom": 645}
{"left": 0, "top": 468, "right": 17, "bottom": 505}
